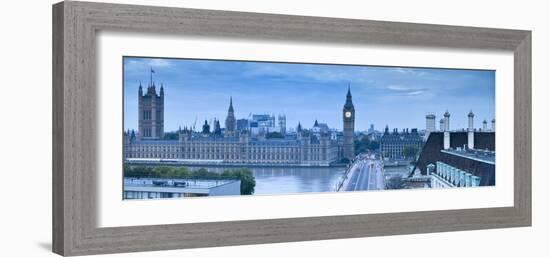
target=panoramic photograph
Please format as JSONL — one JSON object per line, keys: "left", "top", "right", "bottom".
{"left": 122, "top": 57, "right": 496, "bottom": 200}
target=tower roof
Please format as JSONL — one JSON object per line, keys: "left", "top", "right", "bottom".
{"left": 444, "top": 110, "right": 450, "bottom": 117}
{"left": 344, "top": 83, "right": 354, "bottom": 109}
{"left": 228, "top": 96, "right": 234, "bottom": 112}
{"left": 468, "top": 110, "right": 474, "bottom": 117}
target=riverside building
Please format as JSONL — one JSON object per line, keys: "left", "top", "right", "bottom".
{"left": 124, "top": 79, "right": 356, "bottom": 166}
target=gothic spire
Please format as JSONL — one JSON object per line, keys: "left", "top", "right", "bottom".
{"left": 150, "top": 67, "right": 155, "bottom": 87}
{"left": 344, "top": 83, "right": 354, "bottom": 109}
{"left": 225, "top": 97, "right": 236, "bottom": 135}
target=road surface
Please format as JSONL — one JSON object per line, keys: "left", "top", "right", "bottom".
{"left": 340, "top": 154, "right": 384, "bottom": 191}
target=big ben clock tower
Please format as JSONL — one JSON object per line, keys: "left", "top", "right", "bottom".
{"left": 343, "top": 85, "right": 355, "bottom": 161}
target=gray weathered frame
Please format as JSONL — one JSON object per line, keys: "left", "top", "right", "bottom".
{"left": 52, "top": 1, "right": 531, "bottom": 256}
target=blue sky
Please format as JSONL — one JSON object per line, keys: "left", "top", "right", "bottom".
{"left": 123, "top": 57, "right": 495, "bottom": 132}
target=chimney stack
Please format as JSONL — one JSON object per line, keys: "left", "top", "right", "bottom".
{"left": 444, "top": 110, "right": 450, "bottom": 131}
{"left": 468, "top": 110, "right": 474, "bottom": 131}
{"left": 444, "top": 131, "right": 451, "bottom": 150}
{"left": 468, "top": 111, "right": 475, "bottom": 149}
{"left": 443, "top": 111, "right": 451, "bottom": 149}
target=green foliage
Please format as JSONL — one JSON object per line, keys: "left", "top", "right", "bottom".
{"left": 194, "top": 168, "right": 212, "bottom": 178}
{"left": 402, "top": 145, "right": 419, "bottom": 159}
{"left": 266, "top": 132, "right": 284, "bottom": 139}
{"left": 163, "top": 132, "right": 179, "bottom": 140}
{"left": 123, "top": 165, "right": 256, "bottom": 195}
{"left": 152, "top": 166, "right": 175, "bottom": 178}
{"left": 339, "top": 157, "right": 350, "bottom": 164}
{"left": 174, "top": 166, "right": 191, "bottom": 178}
{"left": 354, "top": 137, "right": 380, "bottom": 154}
{"left": 222, "top": 168, "right": 256, "bottom": 195}
{"left": 385, "top": 176, "right": 404, "bottom": 190}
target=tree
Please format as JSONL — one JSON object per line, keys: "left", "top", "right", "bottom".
{"left": 354, "top": 137, "right": 380, "bottom": 154}
{"left": 402, "top": 145, "right": 419, "bottom": 160}
{"left": 123, "top": 165, "right": 256, "bottom": 195}
{"left": 266, "top": 132, "right": 284, "bottom": 139}
{"left": 366, "top": 141, "right": 380, "bottom": 151}
{"left": 222, "top": 168, "right": 256, "bottom": 195}
{"left": 124, "top": 165, "right": 154, "bottom": 178}
{"left": 174, "top": 166, "right": 191, "bottom": 178}
{"left": 339, "top": 157, "right": 350, "bottom": 164}
{"left": 385, "top": 176, "right": 404, "bottom": 190}
{"left": 163, "top": 132, "right": 179, "bottom": 140}
{"left": 152, "top": 166, "right": 175, "bottom": 178}
{"left": 194, "top": 168, "right": 219, "bottom": 179}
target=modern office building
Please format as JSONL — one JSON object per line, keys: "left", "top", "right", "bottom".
{"left": 236, "top": 118, "right": 249, "bottom": 132}
{"left": 245, "top": 114, "right": 287, "bottom": 135}
{"left": 368, "top": 124, "right": 375, "bottom": 134}
{"left": 278, "top": 114, "right": 287, "bottom": 135}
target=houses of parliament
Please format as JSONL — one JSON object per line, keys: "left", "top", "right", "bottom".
{"left": 124, "top": 79, "right": 355, "bottom": 166}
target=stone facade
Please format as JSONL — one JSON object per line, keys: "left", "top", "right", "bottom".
{"left": 380, "top": 127, "right": 423, "bottom": 159}
{"left": 429, "top": 161, "right": 482, "bottom": 188}
{"left": 125, "top": 130, "right": 339, "bottom": 166}
{"left": 126, "top": 86, "right": 344, "bottom": 166}
{"left": 342, "top": 85, "right": 355, "bottom": 160}
{"left": 224, "top": 97, "right": 236, "bottom": 137}
{"left": 138, "top": 82, "right": 164, "bottom": 139}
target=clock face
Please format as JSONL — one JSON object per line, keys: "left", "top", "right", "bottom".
{"left": 345, "top": 111, "right": 352, "bottom": 118}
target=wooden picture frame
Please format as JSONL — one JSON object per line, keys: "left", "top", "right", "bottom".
{"left": 52, "top": 1, "right": 531, "bottom": 256}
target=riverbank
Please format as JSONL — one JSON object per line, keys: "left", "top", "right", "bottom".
{"left": 125, "top": 160, "right": 347, "bottom": 195}
{"left": 126, "top": 159, "right": 348, "bottom": 168}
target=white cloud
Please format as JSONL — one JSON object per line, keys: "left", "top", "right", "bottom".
{"left": 125, "top": 58, "right": 174, "bottom": 74}
{"left": 407, "top": 90, "right": 425, "bottom": 96}
{"left": 395, "top": 67, "right": 427, "bottom": 76}
{"left": 386, "top": 85, "right": 411, "bottom": 91}
{"left": 242, "top": 62, "right": 373, "bottom": 86}
{"left": 149, "top": 58, "right": 172, "bottom": 67}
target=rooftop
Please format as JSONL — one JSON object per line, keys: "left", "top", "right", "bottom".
{"left": 441, "top": 148, "right": 495, "bottom": 165}
{"left": 124, "top": 177, "right": 239, "bottom": 190}
{"left": 129, "top": 140, "right": 180, "bottom": 145}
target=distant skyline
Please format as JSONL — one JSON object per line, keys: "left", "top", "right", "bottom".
{"left": 123, "top": 57, "right": 495, "bottom": 132}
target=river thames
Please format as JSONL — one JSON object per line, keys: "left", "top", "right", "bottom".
{"left": 190, "top": 166, "right": 346, "bottom": 195}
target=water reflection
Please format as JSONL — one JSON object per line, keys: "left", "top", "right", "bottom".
{"left": 189, "top": 166, "right": 345, "bottom": 195}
